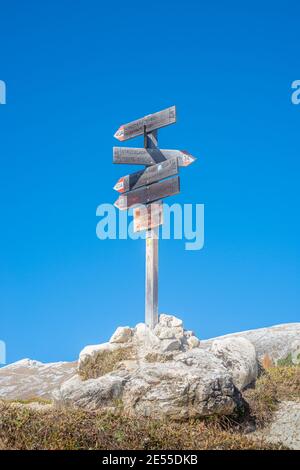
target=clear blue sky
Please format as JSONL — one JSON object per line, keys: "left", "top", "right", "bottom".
{"left": 0, "top": 0, "right": 299, "bottom": 365}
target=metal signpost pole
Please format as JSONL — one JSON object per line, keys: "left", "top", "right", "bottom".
{"left": 144, "top": 129, "right": 159, "bottom": 329}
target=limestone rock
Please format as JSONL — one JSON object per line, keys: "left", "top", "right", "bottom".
{"left": 134, "top": 322, "right": 147, "bottom": 341}
{"left": 187, "top": 336, "right": 200, "bottom": 349}
{"left": 175, "top": 348, "right": 227, "bottom": 372}
{"left": 159, "top": 339, "right": 182, "bottom": 353}
{"left": 136, "top": 324, "right": 161, "bottom": 349}
{"left": 201, "top": 323, "right": 300, "bottom": 366}
{"left": 79, "top": 342, "right": 118, "bottom": 363}
{"left": 209, "top": 337, "right": 258, "bottom": 390}
{"left": 254, "top": 401, "right": 300, "bottom": 450}
{"left": 121, "top": 361, "right": 239, "bottom": 420}
{"left": 78, "top": 315, "right": 200, "bottom": 381}
{"left": 110, "top": 326, "right": 133, "bottom": 344}
{"left": 143, "top": 351, "right": 174, "bottom": 363}
{"left": 159, "top": 314, "right": 183, "bottom": 328}
{"left": 54, "top": 373, "right": 126, "bottom": 411}
{"left": 55, "top": 349, "right": 242, "bottom": 420}
{"left": 153, "top": 324, "right": 184, "bottom": 340}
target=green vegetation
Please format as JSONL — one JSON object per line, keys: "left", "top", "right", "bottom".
{"left": 277, "top": 352, "right": 300, "bottom": 367}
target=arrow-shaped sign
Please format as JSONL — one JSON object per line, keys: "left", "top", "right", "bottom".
{"left": 114, "top": 176, "right": 180, "bottom": 210}
{"left": 114, "top": 106, "right": 176, "bottom": 141}
{"left": 133, "top": 201, "right": 163, "bottom": 233}
{"left": 113, "top": 147, "right": 196, "bottom": 167}
{"left": 113, "top": 158, "right": 178, "bottom": 193}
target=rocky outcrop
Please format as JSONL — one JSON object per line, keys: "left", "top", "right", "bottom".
{"left": 78, "top": 314, "right": 201, "bottom": 381}
{"left": 63, "top": 318, "right": 299, "bottom": 419}
{"left": 110, "top": 326, "right": 133, "bottom": 344}
{"left": 54, "top": 348, "right": 242, "bottom": 419}
{"left": 205, "top": 337, "right": 258, "bottom": 389}
{"left": 0, "top": 359, "right": 77, "bottom": 400}
{"left": 201, "top": 323, "right": 300, "bottom": 367}
{"left": 53, "top": 315, "right": 244, "bottom": 419}
{"left": 121, "top": 359, "right": 238, "bottom": 420}
{"left": 54, "top": 373, "right": 126, "bottom": 410}
{"left": 2, "top": 317, "right": 299, "bottom": 422}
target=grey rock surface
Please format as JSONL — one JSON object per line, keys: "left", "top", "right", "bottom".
{"left": 78, "top": 314, "right": 201, "bottom": 380}
{"left": 121, "top": 359, "right": 238, "bottom": 420}
{"left": 201, "top": 323, "right": 300, "bottom": 366}
{"left": 54, "top": 373, "right": 126, "bottom": 410}
{"left": 254, "top": 401, "right": 300, "bottom": 450}
{"left": 207, "top": 337, "right": 258, "bottom": 390}
{"left": 54, "top": 349, "right": 241, "bottom": 419}
{"left": 1, "top": 318, "right": 299, "bottom": 425}
{"left": 110, "top": 326, "right": 133, "bottom": 344}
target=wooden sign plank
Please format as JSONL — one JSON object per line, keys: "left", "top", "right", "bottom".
{"left": 133, "top": 201, "right": 163, "bottom": 232}
{"left": 113, "top": 158, "right": 178, "bottom": 193}
{"left": 114, "top": 106, "right": 176, "bottom": 141}
{"left": 114, "top": 176, "right": 180, "bottom": 210}
{"left": 113, "top": 147, "right": 196, "bottom": 167}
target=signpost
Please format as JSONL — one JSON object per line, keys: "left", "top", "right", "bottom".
{"left": 114, "top": 106, "right": 176, "bottom": 141}
{"left": 113, "top": 158, "right": 178, "bottom": 193}
{"left": 114, "top": 176, "right": 180, "bottom": 210}
{"left": 133, "top": 201, "right": 163, "bottom": 233}
{"left": 113, "top": 147, "right": 196, "bottom": 167}
{"left": 113, "top": 106, "right": 196, "bottom": 329}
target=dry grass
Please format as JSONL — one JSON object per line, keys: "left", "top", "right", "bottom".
{"left": 0, "top": 365, "right": 298, "bottom": 450}
{"left": 0, "top": 402, "right": 282, "bottom": 450}
{"left": 78, "top": 346, "right": 135, "bottom": 380}
{"left": 5, "top": 397, "right": 52, "bottom": 405}
{"left": 244, "top": 365, "right": 300, "bottom": 427}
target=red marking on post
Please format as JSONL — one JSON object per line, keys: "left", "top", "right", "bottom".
{"left": 181, "top": 150, "right": 196, "bottom": 167}
{"left": 114, "top": 126, "right": 125, "bottom": 141}
{"left": 113, "top": 176, "right": 125, "bottom": 193}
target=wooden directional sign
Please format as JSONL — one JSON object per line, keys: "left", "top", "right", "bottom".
{"left": 112, "top": 105, "right": 196, "bottom": 331}
{"left": 113, "top": 147, "right": 196, "bottom": 167}
{"left": 113, "top": 158, "right": 178, "bottom": 193}
{"left": 133, "top": 201, "right": 163, "bottom": 233}
{"left": 114, "top": 176, "right": 180, "bottom": 210}
{"left": 114, "top": 106, "right": 176, "bottom": 141}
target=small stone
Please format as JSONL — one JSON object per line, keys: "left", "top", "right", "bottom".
{"left": 187, "top": 336, "right": 200, "bottom": 349}
{"left": 159, "top": 314, "right": 183, "bottom": 328}
{"left": 134, "top": 323, "right": 160, "bottom": 347}
{"left": 184, "top": 330, "right": 195, "bottom": 338}
{"left": 154, "top": 325, "right": 184, "bottom": 340}
{"left": 134, "top": 323, "right": 147, "bottom": 339}
{"left": 160, "top": 339, "right": 181, "bottom": 353}
{"left": 110, "top": 326, "right": 133, "bottom": 344}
